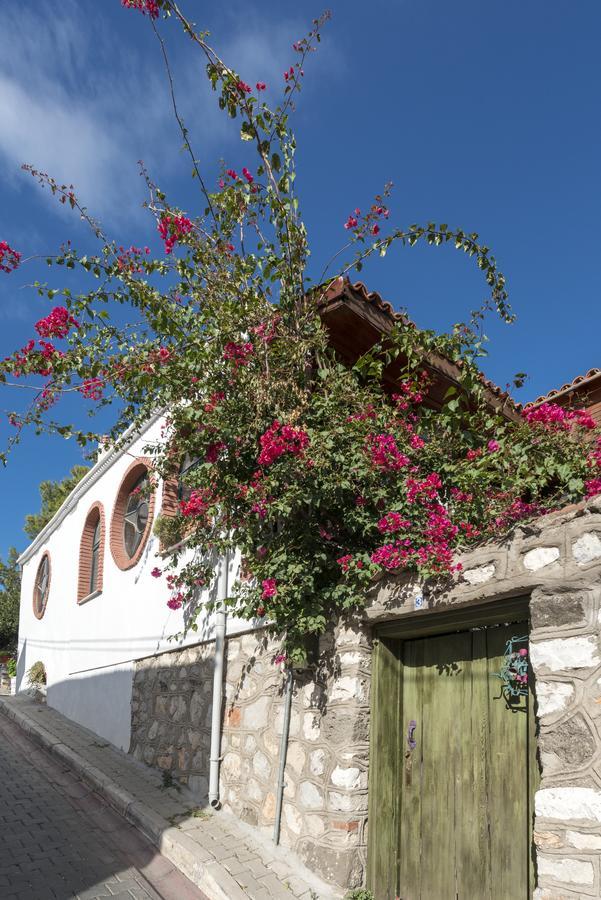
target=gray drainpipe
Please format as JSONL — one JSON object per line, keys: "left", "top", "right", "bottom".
{"left": 208, "top": 551, "right": 229, "bottom": 809}
{"left": 273, "top": 666, "right": 294, "bottom": 844}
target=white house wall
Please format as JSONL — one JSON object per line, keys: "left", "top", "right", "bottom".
{"left": 16, "top": 418, "right": 246, "bottom": 750}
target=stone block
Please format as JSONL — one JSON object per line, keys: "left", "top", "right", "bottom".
{"left": 284, "top": 802, "right": 303, "bottom": 835}
{"left": 463, "top": 563, "right": 496, "bottom": 585}
{"left": 536, "top": 786, "right": 601, "bottom": 823}
{"left": 297, "top": 839, "right": 363, "bottom": 890}
{"left": 536, "top": 681, "right": 575, "bottom": 717}
{"left": 566, "top": 830, "right": 601, "bottom": 850}
{"left": 242, "top": 696, "right": 271, "bottom": 729}
{"left": 531, "top": 591, "right": 588, "bottom": 630}
{"left": 538, "top": 855, "right": 594, "bottom": 886}
{"left": 531, "top": 637, "right": 600, "bottom": 673}
{"left": 252, "top": 750, "right": 271, "bottom": 781}
{"left": 523, "top": 546, "right": 561, "bottom": 572}
{"left": 299, "top": 781, "right": 324, "bottom": 810}
{"left": 541, "top": 714, "right": 596, "bottom": 768}
{"left": 331, "top": 766, "right": 361, "bottom": 790}
{"left": 573, "top": 532, "right": 601, "bottom": 565}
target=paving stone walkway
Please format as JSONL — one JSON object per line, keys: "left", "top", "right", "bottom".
{"left": 0, "top": 711, "right": 206, "bottom": 900}
{"left": 0, "top": 696, "right": 339, "bottom": 900}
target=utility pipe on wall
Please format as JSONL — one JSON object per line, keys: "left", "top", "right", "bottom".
{"left": 208, "top": 550, "right": 229, "bottom": 809}
{"left": 273, "top": 667, "right": 294, "bottom": 844}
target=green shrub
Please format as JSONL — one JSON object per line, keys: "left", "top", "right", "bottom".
{"left": 26, "top": 660, "right": 46, "bottom": 686}
{"left": 345, "top": 891, "right": 374, "bottom": 900}
{"left": 6, "top": 657, "right": 17, "bottom": 677}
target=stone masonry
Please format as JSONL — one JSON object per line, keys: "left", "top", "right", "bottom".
{"left": 131, "top": 498, "right": 601, "bottom": 896}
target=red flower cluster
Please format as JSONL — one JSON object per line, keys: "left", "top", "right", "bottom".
{"left": 370, "top": 542, "right": 412, "bottom": 571}
{"left": 35, "top": 306, "right": 79, "bottom": 339}
{"left": 283, "top": 66, "right": 295, "bottom": 81}
{"left": 256, "top": 82, "right": 266, "bottom": 91}
{"left": 258, "top": 421, "right": 310, "bottom": 466}
{"left": 251, "top": 318, "right": 280, "bottom": 344}
{"left": 204, "top": 391, "right": 225, "bottom": 413}
{"left": 367, "top": 434, "right": 409, "bottom": 471}
{"left": 116, "top": 245, "right": 149, "bottom": 273}
{"left": 406, "top": 473, "right": 442, "bottom": 503}
{"left": 80, "top": 378, "right": 104, "bottom": 401}
{"left": 236, "top": 80, "right": 252, "bottom": 93}
{"left": 205, "top": 441, "right": 225, "bottom": 463}
{"left": 586, "top": 478, "right": 601, "bottom": 498}
{"left": 121, "top": 0, "right": 159, "bottom": 18}
{"left": 157, "top": 213, "right": 193, "bottom": 254}
{"left": 180, "top": 488, "right": 213, "bottom": 518}
{"left": 261, "top": 578, "right": 277, "bottom": 599}
{"left": 0, "top": 241, "right": 21, "bottom": 273}
{"left": 344, "top": 209, "right": 360, "bottom": 230}
{"left": 242, "top": 167, "right": 254, "bottom": 184}
{"left": 167, "top": 594, "right": 184, "bottom": 610}
{"left": 223, "top": 341, "right": 254, "bottom": 368}
{"left": 377, "top": 512, "right": 411, "bottom": 533}
{"left": 523, "top": 402, "right": 596, "bottom": 431}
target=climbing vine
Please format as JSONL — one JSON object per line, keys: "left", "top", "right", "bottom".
{"left": 1, "top": 1, "right": 600, "bottom": 661}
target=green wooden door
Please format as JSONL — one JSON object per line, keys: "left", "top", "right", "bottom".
{"left": 369, "top": 620, "right": 538, "bottom": 900}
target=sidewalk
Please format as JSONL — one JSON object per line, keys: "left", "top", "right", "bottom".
{"left": 0, "top": 695, "right": 340, "bottom": 900}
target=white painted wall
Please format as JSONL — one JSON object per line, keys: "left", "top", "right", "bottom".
{"left": 16, "top": 417, "right": 247, "bottom": 750}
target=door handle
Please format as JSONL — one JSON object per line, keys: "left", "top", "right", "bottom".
{"left": 407, "top": 719, "right": 417, "bottom": 751}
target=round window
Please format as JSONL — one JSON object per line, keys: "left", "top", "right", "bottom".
{"left": 123, "top": 473, "right": 150, "bottom": 559}
{"left": 33, "top": 553, "right": 51, "bottom": 619}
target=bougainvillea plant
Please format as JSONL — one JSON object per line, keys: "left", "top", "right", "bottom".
{"left": 1, "top": 1, "right": 600, "bottom": 662}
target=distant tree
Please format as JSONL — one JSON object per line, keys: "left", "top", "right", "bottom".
{"left": 24, "top": 465, "right": 89, "bottom": 540}
{"left": 0, "top": 547, "right": 20, "bottom": 651}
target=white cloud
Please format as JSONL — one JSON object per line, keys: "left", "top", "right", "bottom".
{"left": 0, "top": 1, "right": 338, "bottom": 230}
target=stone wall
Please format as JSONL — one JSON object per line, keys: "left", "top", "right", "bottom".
{"left": 130, "top": 623, "right": 371, "bottom": 890}
{"left": 130, "top": 498, "right": 601, "bottom": 895}
{"left": 130, "top": 643, "right": 214, "bottom": 797}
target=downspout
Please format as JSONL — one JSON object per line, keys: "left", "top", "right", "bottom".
{"left": 208, "top": 550, "right": 229, "bottom": 809}
{"left": 273, "top": 666, "right": 294, "bottom": 844}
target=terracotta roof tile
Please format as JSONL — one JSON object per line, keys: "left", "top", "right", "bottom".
{"left": 525, "top": 368, "right": 601, "bottom": 408}
{"left": 319, "top": 276, "right": 517, "bottom": 408}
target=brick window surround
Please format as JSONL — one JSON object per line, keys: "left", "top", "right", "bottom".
{"left": 109, "top": 458, "right": 156, "bottom": 571}
{"left": 33, "top": 552, "right": 51, "bottom": 620}
{"left": 77, "top": 502, "right": 105, "bottom": 603}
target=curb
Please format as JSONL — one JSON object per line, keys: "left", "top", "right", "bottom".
{"left": 0, "top": 697, "right": 251, "bottom": 900}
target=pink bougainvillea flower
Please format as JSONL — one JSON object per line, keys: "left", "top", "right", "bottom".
{"left": 35, "top": 307, "right": 80, "bottom": 339}
{"left": 377, "top": 512, "right": 411, "bottom": 534}
{"left": 586, "top": 478, "right": 601, "bottom": 498}
{"left": 151, "top": 567, "right": 162, "bottom": 578}
{"left": 157, "top": 213, "right": 193, "bottom": 254}
{"left": 371, "top": 223, "right": 380, "bottom": 235}
{"left": 487, "top": 440, "right": 500, "bottom": 452}
{"left": 258, "top": 421, "right": 309, "bottom": 466}
{"left": 261, "top": 578, "right": 277, "bottom": 599}
{"left": 80, "top": 378, "right": 104, "bottom": 401}
{"left": 0, "top": 240, "right": 22, "bottom": 274}
{"left": 121, "top": 0, "right": 159, "bottom": 18}
{"left": 236, "top": 80, "right": 252, "bottom": 94}
{"left": 167, "top": 594, "right": 184, "bottom": 611}
{"left": 367, "top": 434, "right": 410, "bottom": 471}
{"left": 223, "top": 341, "right": 254, "bottom": 368}
{"left": 180, "top": 488, "right": 213, "bottom": 518}
{"left": 256, "top": 82, "right": 266, "bottom": 91}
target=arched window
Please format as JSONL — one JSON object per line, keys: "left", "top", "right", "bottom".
{"left": 33, "top": 552, "right": 51, "bottom": 619}
{"left": 110, "top": 459, "right": 156, "bottom": 570}
{"left": 178, "top": 453, "right": 201, "bottom": 503}
{"left": 77, "top": 503, "right": 105, "bottom": 603}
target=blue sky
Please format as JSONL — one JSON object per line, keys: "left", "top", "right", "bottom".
{"left": 0, "top": 0, "right": 599, "bottom": 556}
